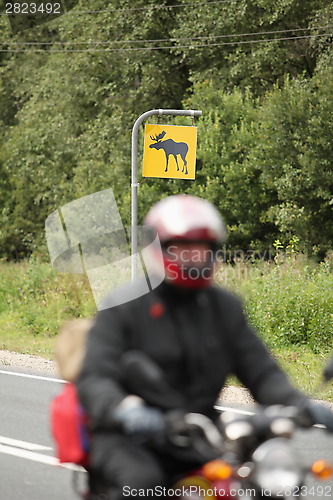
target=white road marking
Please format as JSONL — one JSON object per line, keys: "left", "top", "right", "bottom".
{"left": 0, "top": 369, "right": 65, "bottom": 384}
{"left": 0, "top": 436, "right": 52, "bottom": 451}
{"left": 0, "top": 443, "right": 84, "bottom": 471}
{"left": 215, "top": 405, "right": 324, "bottom": 428}
{"left": 215, "top": 405, "right": 255, "bottom": 416}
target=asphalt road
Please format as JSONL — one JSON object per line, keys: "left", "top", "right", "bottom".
{"left": 1, "top": 366, "right": 333, "bottom": 500}
{"left": 0, "top": 367, "right": 83, "bottom": 500}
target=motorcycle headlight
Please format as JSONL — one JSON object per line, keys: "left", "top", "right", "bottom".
{"left": 252, "top": 438, "right": 303, "bottom": 496}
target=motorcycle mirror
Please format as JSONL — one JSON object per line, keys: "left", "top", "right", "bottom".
{"left": 120, "top": 350, "right": 185, "bottom": 410}
{"left": 323, "top": 357, "right": 333, "bottom": 382}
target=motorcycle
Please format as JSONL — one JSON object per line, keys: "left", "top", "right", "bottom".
{"left": 213, "top": 356, "right": 333, "bottom": 499}
{"left": 61, "top": 351, "right": 333, "bottom": 499}
{"left": 217, "top": 405, "right": 333, "bottom": 498}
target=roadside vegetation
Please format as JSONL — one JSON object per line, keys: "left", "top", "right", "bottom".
{"left": 1, "top": 1, "right": 333, "bottom": 401}
{"left": 1, "top": 253, "right": 332, "bottom": 401}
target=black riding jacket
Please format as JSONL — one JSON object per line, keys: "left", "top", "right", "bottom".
{"left": 76, "top": 280, "right": 306, "bottom": 430}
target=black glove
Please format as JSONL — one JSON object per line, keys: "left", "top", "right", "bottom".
{"left": 113, "top": 397, "right": 166, "bottom": 441}
{"left": 303, "top": 402, "right": 333, "bottom": 432}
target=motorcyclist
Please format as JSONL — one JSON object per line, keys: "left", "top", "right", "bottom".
{"left": 76, "top": 194, "right": 333, "bottom": 500}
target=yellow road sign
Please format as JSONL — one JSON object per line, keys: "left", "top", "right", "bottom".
{"left": 142, "top": 124, "right": 197, "bottom": 180}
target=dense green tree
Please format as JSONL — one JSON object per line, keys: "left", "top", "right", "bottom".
{"left": 254, "top": 68, "right": 333, "bottom": 254}
{"left": 172, "top": 80, "right": 278, "bottom": 252}
{"left": 0, "top": 0, "right": 190, "bottom": 258}
{"left": 1, "top": 0, "right": 333, "bottom": 259}
{"left": 173, "top": 0, "right": 330, "bottom": 94}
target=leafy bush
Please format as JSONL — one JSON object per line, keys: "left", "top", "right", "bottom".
{"left": 0, "top": 258, "right": 95, "bottom": 355}
{"left": 218, "top": 254, "right": 333, "bottom": 353}
{"left": 1, "top": 254, "right": 332, "bottom": 358}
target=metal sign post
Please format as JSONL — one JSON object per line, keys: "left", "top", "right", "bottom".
{"left": 131, "top": 109, "right": 202, "bottom": 280}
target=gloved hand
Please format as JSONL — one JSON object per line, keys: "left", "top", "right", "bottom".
{"left": 113, "top": 396, "right": 166, "bottom": 441}
{"left": 303, "top": 402, "right": 333, "bottom": 432}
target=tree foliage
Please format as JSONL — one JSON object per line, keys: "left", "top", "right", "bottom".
{"left": 1, "top": 0, "right": 333, "bottom": 258}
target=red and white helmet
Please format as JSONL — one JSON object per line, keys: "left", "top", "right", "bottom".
{"left": 144, "top": 195, "right": 226, "bottom": 289}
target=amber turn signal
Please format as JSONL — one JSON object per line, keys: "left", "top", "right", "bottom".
{"left": 311, "top": 460, "right": 333, "bottom": 480}
{"left": 202, "top": 460, "right": 233, "bottom": 480}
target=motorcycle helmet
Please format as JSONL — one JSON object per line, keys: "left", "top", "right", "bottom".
{"left": 144, "top": 194, "right": 227, "bottom": 289}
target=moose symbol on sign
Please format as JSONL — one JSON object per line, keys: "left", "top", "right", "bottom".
{"left": 149, "top": 131, "right": 189, "bottom": 175}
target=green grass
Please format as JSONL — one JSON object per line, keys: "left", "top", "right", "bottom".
{"left": 216, "top": 255, "right": 333, "bottom": 354}
{"left": 1, "top": 254, "right": 333, "bottom": 401}
{"left": 0, "top": 258, "right": 95, "bottom": 357}
{"left": 272, "top": 345, "right": 333, "bottom": 401}
{"left": 216, "top": 254, "right": 333, "bottom": 401}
